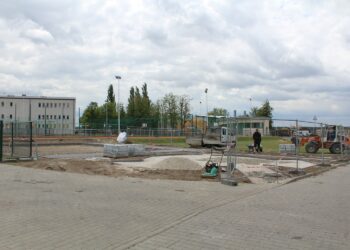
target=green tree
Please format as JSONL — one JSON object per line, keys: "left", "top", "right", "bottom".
{"left": 208, "top": 108, "right": 228, "bottom": 116}
{"left": 80, "top": 102, "right": 100, "bottom": 127}
{"left": 119, "top": 104, "right": 126, "bottom": 118}
{"left": 250, "top": 99, "right": 273, "bottom": 128}
{"left": 178, "top": 95, "right": 191, "bottom": 130}
{"left": 99, "top": 85, "right": 117, "bottom": 127}
{"left": 100, "top": 102, "right": 117, "bottom": 123}
{"left": 249, "top": 107, "right": 258, "bottom": 117}
{"left": 127, "top": 87, "right": 135, "bottom": 117}
{"left": 134, "top": 87, "right": 142, "bottom": 118}
{"left": 161, "top": 93, "right": 179, "bottom": 128}
{"left": 141, "top": 83, "right": 151, "bottom": 117}
{"left": 150, "top": 102, "right": 161, "bottom": 128}
{"left": 106, "top": 84, "right": 115, "bottom": 103}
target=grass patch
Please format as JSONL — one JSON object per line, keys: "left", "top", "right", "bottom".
{"left": 237, "top": 136, "right": 291, "bottom": 153}
{"left": 128, "top": 135, "right": 333, "bottom": 154}
{"left": 128, "top": 136, "right": 189, "bottom": 148}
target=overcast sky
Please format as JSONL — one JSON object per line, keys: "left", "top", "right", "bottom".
{"left": 0, "top": 0, "right": 349, "bottom": 125}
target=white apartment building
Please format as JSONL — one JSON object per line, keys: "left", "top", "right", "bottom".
{"left": 0, "top": 95, "right": 76, "bottom": 135}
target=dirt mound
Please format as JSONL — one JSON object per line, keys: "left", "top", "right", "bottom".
{"left": 154, "top": 157, "right": 203, "bottom": 170}
{"left": 10, "top": 158, "right": 207, "bottom": 181}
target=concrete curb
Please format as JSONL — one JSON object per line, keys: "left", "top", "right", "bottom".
{"left": 284, "top": 163, "right": 348, "bottom": 185}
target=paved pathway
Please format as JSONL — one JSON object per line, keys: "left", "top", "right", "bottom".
{"left": 0, "top": 163, "right": 349, "bottom": 249}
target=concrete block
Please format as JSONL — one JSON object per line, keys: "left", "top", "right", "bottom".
{"left": 103, "top": 144, "right": 145, "bottom": 158}
{"left": 220, "top": 172, "right": 238, "bottom": 186}
{"left": 279, "top": 144, "right": 295, "bottom": 153}
{"left": 221, "top": 178, "right": 238, "bottom": 186}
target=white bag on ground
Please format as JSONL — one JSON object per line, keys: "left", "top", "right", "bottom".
{"left": 117, "top": 132, "right": 128, "bottom": 144}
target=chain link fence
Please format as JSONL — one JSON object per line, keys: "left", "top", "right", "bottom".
{"left": 0, "top": 121, "right": 32, "bottom": 161}
{"left": 214, "top": 117, "right": 350, "bottom": 175}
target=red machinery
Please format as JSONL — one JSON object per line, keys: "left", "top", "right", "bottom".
{"left": 291, "top": 125, "right": 350, "bottom": 154}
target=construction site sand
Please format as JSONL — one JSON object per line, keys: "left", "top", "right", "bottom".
{"left": 115, "top": 154, "right": 316, "bottom": 185}
{"left": 114, "top": 154, "right": 315, "bottom": 171}
{"left": 115, "top": 155, "right": 208, "bottom": 170}
{"left": 231, "top": 157, "right": 314, "bottom": 169}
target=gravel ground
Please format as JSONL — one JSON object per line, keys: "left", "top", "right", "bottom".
{"left": 10, "top": 144, "right": 321, "bottom": 184}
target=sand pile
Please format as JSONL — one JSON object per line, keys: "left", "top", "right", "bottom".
{"left": 154, "top": 157, "right": 203, "bottom": 170}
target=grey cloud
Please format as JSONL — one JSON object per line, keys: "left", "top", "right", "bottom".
{"left": 144, "top": 28, "right": 168, "bottom": 46}
{"left": 0, "top": 0, "right": 349, "bottom": 124}
{"left": 248, "top": 36, "right": 324, "bottom": 79}
{"left": 21, "top": 28, "right": 54, "bottom": 44}
{"left": 215, "top": 1, "right": 261, "bottom": 29}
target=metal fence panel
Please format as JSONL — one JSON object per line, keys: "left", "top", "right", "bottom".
{"left": 0, "top": 121, "right": 2, "bottom": 161}
{"left": 1, "top": 121, "right": 32, "bottom": 160}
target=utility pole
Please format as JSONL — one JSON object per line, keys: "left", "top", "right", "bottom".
{"left": 78, "top": 107, "right": 80, "bottom": 132}
{"left": 205, "top": 88, "right": 208, "bottom": 131}
{"left": 105, "top": 101, "right": 108, "bottom": 136}
{"left": 115, "top": 75, "right": 122, "bottom": 135}
{"left": 44, "top": 103, "right": 47, "bottom": 136}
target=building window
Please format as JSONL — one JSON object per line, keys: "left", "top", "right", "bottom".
{"left": 38, "top": 115, "right": 41, "bottom": 120}
{"left": 46, "top": 103, "right": 49, "bottom": 108}
{"left": 38, "top": 103, "right": 41, "bottom": 107}
{"left": 46, "top": 115, "right": 49, "bottom": 119}
{"left": 42, "top": 115, "right": 44, "bottom": 119}
{"left": 10, "top": 102, "right": 13, "bottom": 107}
{"left": 59, "top": 115, "right": 61, "bottom": 119}
{"left": 1, "top": 102, "right": 4, "bottom": 107}
{"left": 63, "top": 103, "right": 66, "bottom": 108}
{"left": 67, "top": 103, "right": 70, "bottom": 108}
{"left": 67, "top": 115, "right": 69, "bottom": 120}
{"left": 54, "top": 115, "right": 57, "bottom": 119}
{"left": 50, "top": 115, "right": 52, "bottom": 119}
{"left": 50, "top": 103, "right": 53, "bottom": 108}
{"left": 63, "top": 115, "right": 65, "bottom": 119}
{"left": 54, "top": 103, "right": 57, "bottom": 108}
{"left": 10, "top": 114, "right": 12, "bottom": 119}
{"left": 1, "top": 114, "right": 4, "bottom": 119}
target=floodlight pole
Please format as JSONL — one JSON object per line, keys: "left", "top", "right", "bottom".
{"left": 313, "top": 115, "right": 317, "bottom": 134}
{"left": 205, "top": 88, "right": 208, "bottom": 130}
{"left": 296, "top": 119, "right": 299, "bottom": 172}
{"left": 115, "top": 76, "right": 121, "bottom": 135}
{"left": 105, "top": 99, "right": 108, "bottom": 136}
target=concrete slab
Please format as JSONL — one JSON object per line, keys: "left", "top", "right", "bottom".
{"left": 103, "top": 144, "right": 145, "bottom": 158}
{"left": 277, "top": 159, "right": 315, "bottom": 169}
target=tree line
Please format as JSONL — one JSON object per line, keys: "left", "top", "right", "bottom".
{"left": 80, "top": 83, "right": 191, "bottom": 130}
{"left": 80, "top": 83, "right": 273, "bottom": 130}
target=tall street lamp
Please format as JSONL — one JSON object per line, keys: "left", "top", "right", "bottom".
{"left": 313, "top": 115, "right": 317, "bottom": 134}
{"left": 249, "top": 97, "right": 253, "bottom": 135}
{"left": 115, "top": 75, "right": 122, "bottom": 135}
{"left": 105, "top": 98, "right": 108, "bottom": 136}
{"left": 205, "top": 88, "right": 208, "bottom": 129}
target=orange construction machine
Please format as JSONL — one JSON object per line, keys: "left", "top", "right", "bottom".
{"left": 291, "top": 125, "right": 350, "bottom": 154}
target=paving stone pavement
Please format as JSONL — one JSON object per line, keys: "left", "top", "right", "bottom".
{"left": 0, "top": 163, "right": 349, "bottom": 250}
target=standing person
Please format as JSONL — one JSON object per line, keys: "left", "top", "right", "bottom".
{"left": 253, "top": 129, "right": 262, "bottom": 152}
